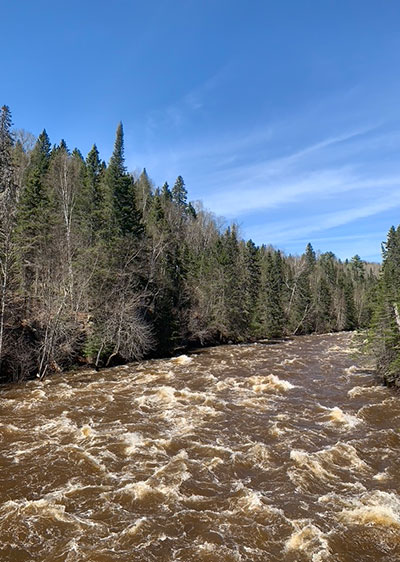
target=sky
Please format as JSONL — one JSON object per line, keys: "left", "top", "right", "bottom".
{"left": 2, "top": 0, "right": 400, "bottom": 262}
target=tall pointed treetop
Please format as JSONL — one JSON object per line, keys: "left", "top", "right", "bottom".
{"left": 109, "top": 122, "right": 126, "bottom": 176}
{"left": 86, "top": 144, "right": 102, "bottom": 177}
{"left": 0, "top": 106, "right": 15, "bottom": 199}
{"left": 106, "top": 122, "right": 142, "bottom": 236}
{"left": 161, "top": 181, "right": 172, "bottom": 201}
{"left": 31, "top": 130, "right": 51, "bottom": 173}
{"left": 172, "top": 175, "right": 187, "bottom": 208}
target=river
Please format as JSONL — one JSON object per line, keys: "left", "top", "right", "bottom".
{"left": 0, "top": 332, "right": 399, "bottom": 561}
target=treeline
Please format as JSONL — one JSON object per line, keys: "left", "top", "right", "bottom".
{"left": 0, "top": 105, "right": 378, "bottom": 382}
{"left": 369, "top": 225, "right": 400, "bottom": 386}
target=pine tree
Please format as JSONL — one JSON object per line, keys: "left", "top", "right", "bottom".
{"left": 219, "top": 226, "right": 249, "bottom": 339}
{"left": 369, "top": 225, "right": 400, "bottom": 384}
{"left": 254, "top": 250, "right": 284, "bottom": 338}
{"left": 78, "top": 144, "right": 109, "bottom": 242}
{"left": 15, "top": 130, "right": 53, "bottom": 300}
{"left": 341, "top": 271, "right": 356, "bottom": 330}
{"left": 147, "top": 191, "right": 165, "bottom": 228}
{"left": 161, "top": 181, "right": 172, "bottom": 202}
{"left": 0, "top": 105, "right": 16, "bottom": 375}
{"left": 171, "top": 175, "right": 187, "bottom": 208}
{"left": 305, "top": 242, "right": 316, "bottom": 271}
{"left": 0, "top": 106, "right": 14, "bottom": 196}
{"left": 107, "top": 122, "right": 142, "bottom": 237}
{"left": 244, "top": 239, "right": 261, "bottom": 334}
{"left": 315, "top": 276, "right": 333, "bottom": 332}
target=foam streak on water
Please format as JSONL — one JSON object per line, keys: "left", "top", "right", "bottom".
{"left": 1, "top": 332, "right": 400, "bottom": 561}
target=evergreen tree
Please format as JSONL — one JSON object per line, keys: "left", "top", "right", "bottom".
{"left": 218, "top": 226, "right": 249, "bottom": 339}
{"left": 78, "top": 144, "right": 110, "bottom": 242}
{"left": 369, "top": 226, "right": 400, "bottom": 384}
{"left": 344, "top": 273, "right": 357, "bottom": 330}
{"left": 351, "top": 254, "right": 365, "bottom": 281}
{"left": 305, "top": 242, "right": 316, "bottom": 271}
{"left": 0, "top": 106, "right": 14, "bottom": 195}
{"left": 267, "top": 251, "right": 285, "bottom": 338}
{"left": 0, "top": 106, "right": 16, "bottom": 376}
{"left": 315, "top": 276, "right": 333, "bottom": 333}
{"left": 15, "top": 130, "right": 53, "bottom": 299}
{"left": 147, "top": 191, "right": 165, "bottom": 228}
{"left": 171, "top": 175, "right": 187, "bottom": 208}
{"left": 244, "top": 239, "right": 261, "bottom": 333}
{"left": 187, "top": 201, "right": 197, "bottom": 219}
{"left": 254, "top": 250, "right": 284, "bottom": 338}
{"left": 106, "top": 122, "right": 142, "bottom": 237}
{"left": 161, "top": 181, "right": 172, "bottom": 202}
{"left": 0, "top": 107, "right": 382, "bottom": 382}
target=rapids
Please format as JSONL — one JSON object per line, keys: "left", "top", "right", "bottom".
{"left": 1, "top": 332, "right": 400, "bottom": 561}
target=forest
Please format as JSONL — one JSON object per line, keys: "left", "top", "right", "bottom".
{"left": 0, "top": 105, "right": 384, "bottom": 383}
{"left": 368, "top": 225, "right": 400, "bottom": 386}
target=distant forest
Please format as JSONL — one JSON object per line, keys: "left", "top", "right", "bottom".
{"left": 0, "top": 105, "right": 383, "bottom": 382}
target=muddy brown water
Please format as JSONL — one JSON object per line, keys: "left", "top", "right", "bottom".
{"left": 1, "top": 332, "right": 400, "bottom": 561}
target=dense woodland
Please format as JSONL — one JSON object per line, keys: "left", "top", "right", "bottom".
{"left": 368, "top": 225, "right": 400, "bottom": 386}
{"left": 0, "top": 105, "right": 380, "bottom": 382}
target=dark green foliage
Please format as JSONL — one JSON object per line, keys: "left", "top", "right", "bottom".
{"left": 0, "top": 106, "right": 14, "bottom": 193}
{"left": 79, "top": 144, "right": 110, "bottom": 242}
{"left": 106, "top": 123, "right": 142, "bottom": 237}
{"left": 171, "top": 175, "right": 187, "bottom": 208}
{"left": 368, "top": 226, "right": 400, "bottom": 385}
{"left": 305, "top": 242, "right": 316, "bottom": 271}
{"left": 161, "top": 181, "right": 172, "bottom": 202}
{"left": 0, "top": 106, "right": 17, "bottom": 379}
{"left": 245, "top": 240, "right": 261, "bottom": 332}
{"left": 15, "top": 130, "right": 53, "bottom": 301}
{"left": 187, "top": 201, "right": 197, "bottom": 219}
{"left": 314, "top": 276, "right": 333, "bottom": 333}
{"left": 254, "top": 250, "right": 285, "bottom": 338}
{"left": 217, "top": 226, "right": 250, "bottom": 340}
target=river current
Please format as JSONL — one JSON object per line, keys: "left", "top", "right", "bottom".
{"left": 1, "top": 332, "right": 400, "bottom": 561}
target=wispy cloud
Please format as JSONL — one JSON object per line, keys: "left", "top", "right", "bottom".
{"left": 130, "top": 85, "right": 400, "bottom": 260}
{"left": 205, "top": 168, "right": 400, "bottom": 217}
{"left": 143, "top": 63, "right": 234, "bottom": 141}
{"left": 249, "top": 191, "right": 400, "bottom": 244}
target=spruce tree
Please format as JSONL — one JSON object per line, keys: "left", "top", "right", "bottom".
{"left": 107, "top": 122, "right": 142, "bottom": 237}
{"left": 79, "top": 144, "right": 110, "bottom": 242}
{"left": 255, "top": 250, "right": 284, "bottom": 338}
{"left": 0, "top": 106, "right": 14, "bottom": 195}
{"left": 305, "top": 242, "right": 316, "bottom": 271}
{"left": 369, "top": 225, "right": 400, "bottom": 383}
{"left": 15, "top": 130, "right": 52, "bottom": 300}
{"left": 219, "top": 226, "right": 249, "bottom": 339}
{"left": 0, "top": 106, "right": 16, "bottom": 375}
{"left": 266, "top": 251, "right": 285, "bottom": 338}
{"left": 315, "top": 276, "right": 333, "bottom": 332}
{"left": 161, "top": 181, "right": 172, "bottom": 202}
{"left": 171, "top": 175, "right": 188, "bottom": 208}
{"left": 244, "top": 239, "right": 261, "bottom": 334}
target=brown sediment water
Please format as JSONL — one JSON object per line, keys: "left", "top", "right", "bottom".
{"left": 1, "top": 332, "right": 400, "bottom": 561}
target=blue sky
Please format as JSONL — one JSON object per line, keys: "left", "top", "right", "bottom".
{"left": 2, "top": 0, "right": 400, "bottom": 261}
